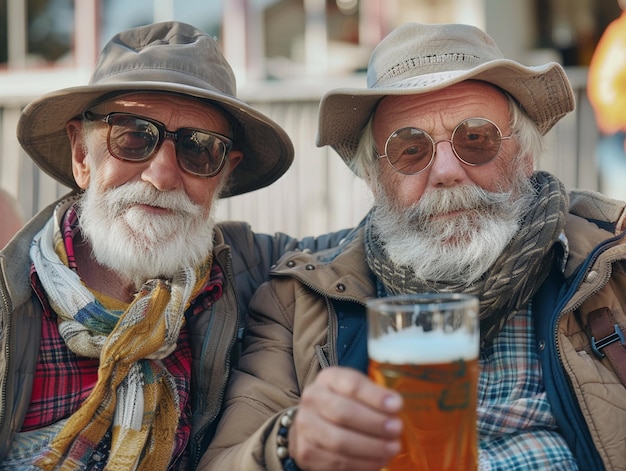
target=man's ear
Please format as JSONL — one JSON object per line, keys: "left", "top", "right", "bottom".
{"left": 226, "top": 150, "right": 243, "bottom": 175}
{"left": 67, "top": 119, "right": 90, "bottom": 189}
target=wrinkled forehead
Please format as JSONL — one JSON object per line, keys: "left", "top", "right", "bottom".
{"left": 372, "top": 81, "right": 511, "bottom": 132}
{"left": 375, "top": 80, "right": 508, "bottom": 114}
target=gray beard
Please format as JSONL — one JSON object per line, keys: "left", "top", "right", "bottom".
{"left": 78, "top": 181, "right": 218, "bottom": 289}
{"left": 371, "top": 180, "right": 534, "bottom": 286}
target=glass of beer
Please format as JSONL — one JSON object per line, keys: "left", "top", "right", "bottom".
{"left": 367, "top": 293, "right": 479, "bottom": 471}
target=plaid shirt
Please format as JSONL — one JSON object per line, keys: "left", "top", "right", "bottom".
{"left": 477, "top": 305, "right": 578, "bottom": 470}
{"left": 20, "top": 206, "right": 225, "bottom": 469}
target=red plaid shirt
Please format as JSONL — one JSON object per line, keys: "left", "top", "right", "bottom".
{"left": 22, "top": 205, "right": 224, "bottom": 468}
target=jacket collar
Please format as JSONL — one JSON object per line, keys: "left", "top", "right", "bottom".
{"left": 270, "top": 225, "right": 375, "bottom": 303}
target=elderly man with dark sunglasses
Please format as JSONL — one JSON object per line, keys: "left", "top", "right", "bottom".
{"left": 201, "top": 23, "right": 626, "bottom": 471}
{"left": 0, "top": 22, "right": 349, "bottom": 470}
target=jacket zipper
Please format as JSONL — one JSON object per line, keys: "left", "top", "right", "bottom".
{"left": 277, "top": 271, "right": 367, "bottom": 369}
{"left": 189, "top": 249, "right": 240, "bottom": 470}
{"left": 552, "top": 232, "right": 626, "bottom": 385}
{"left": 0, "top": 269, "right": 11, "bottom": 449}
{"left": 546, "top": 231, "right": 626, "bottom": 470}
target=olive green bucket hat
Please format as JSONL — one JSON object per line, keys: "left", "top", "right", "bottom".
{"left": 317, "top": 22, "right": 575, "bottom": 171}
{"left": 17, "top": 21, "right": 293, "bottom": 197}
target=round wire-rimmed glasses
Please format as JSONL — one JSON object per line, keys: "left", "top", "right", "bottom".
{"left": 376, "top": 117, "right": 513, "bottom": 175}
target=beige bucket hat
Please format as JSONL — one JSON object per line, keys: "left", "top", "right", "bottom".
{"left": 317, "top": 22, "right": 575, "bottom": 169}
{"left": 17, "top": 21, "right": 293, "bottom": 197}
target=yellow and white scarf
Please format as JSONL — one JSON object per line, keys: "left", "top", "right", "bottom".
{"left": 29, "top": 202, "right": 210, "bottom": 470}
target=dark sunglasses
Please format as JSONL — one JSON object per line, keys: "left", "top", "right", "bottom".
{"left": 376, "top": 117, "right": 513, "bottom": 175}
{"left": 82, "top": 111, "right": 234, "bottom": 177}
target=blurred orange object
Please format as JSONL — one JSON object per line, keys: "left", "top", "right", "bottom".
{"left": 588, "top": 10, "right": 626, "bottom": 135}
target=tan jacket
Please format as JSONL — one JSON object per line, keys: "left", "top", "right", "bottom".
{"left": 200, "top": 189, "right": 626, "bottom": 471}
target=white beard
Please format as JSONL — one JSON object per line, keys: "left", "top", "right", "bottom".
{"left": 78, "top": 180, "right": 218, "bottom": 288}
{"left": 371, "top": 179, "right": 534, "bottom": 286}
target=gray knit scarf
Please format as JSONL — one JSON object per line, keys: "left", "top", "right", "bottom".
{"left": 365, "top": 171, "right": 568, "bottom": 346}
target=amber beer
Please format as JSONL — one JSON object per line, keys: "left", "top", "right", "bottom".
{"left": 366, "top": 294, "right": 479, "bottom": 471}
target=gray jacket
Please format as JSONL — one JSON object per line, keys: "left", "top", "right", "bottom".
{"left": 0, "top": 192, "right": 348, "bottom": 469}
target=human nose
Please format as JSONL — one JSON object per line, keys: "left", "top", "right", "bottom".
{"left": 140, "top": 138, "right": 182, "bottom": 191}
{"left": 426, "top": 139, "right": 468, "bottom": 188}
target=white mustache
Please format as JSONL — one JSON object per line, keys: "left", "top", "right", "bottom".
{"left": 103, "top": 181, "right": 201, "bottom": 217}
{"left": 400, "top": 184, "right": 514, "bottom": 227}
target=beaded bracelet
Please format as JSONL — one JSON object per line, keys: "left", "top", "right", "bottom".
{"left": 276, "top": 408, "right": 301, "bottom": 471}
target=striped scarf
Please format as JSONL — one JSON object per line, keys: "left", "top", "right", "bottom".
{"left": 366, "top": 171, "right": 568, "bottom": 346}
{"left": 29, "top": 201, "right": 211, "bottom": 471}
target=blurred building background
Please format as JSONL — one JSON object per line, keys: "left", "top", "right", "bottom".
{"left": 0, "top": 0, "right": 619, "bottom": 237}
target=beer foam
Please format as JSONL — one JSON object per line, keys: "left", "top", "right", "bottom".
{"left": 368, "top": 327, "right": 479, "bottom": 364}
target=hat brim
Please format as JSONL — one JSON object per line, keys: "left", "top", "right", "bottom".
{"left": 316, "top": 59, "right": 575, "bottom": 168}
{"left": 17, "top": 81, "right": 293, "bottom": 197}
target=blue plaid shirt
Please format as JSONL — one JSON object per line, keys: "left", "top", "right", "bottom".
{"left": 477, "top": 305, "right": 578, "bottom": 470}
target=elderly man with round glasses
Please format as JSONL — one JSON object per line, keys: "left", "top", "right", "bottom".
{"left": 201, "top": 22, "right": 626, "bottom": 471}
{"left": 0, "top": 22, "right": 348, "bottom": 470}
